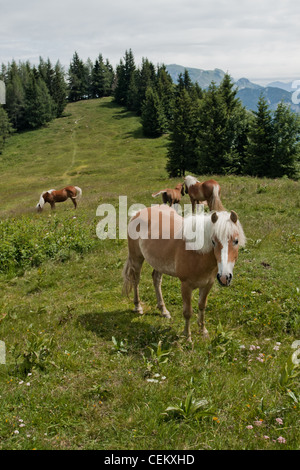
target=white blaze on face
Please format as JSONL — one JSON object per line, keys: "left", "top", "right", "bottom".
{"left": 218, "top": 239, "right": 235, "bottom": 284}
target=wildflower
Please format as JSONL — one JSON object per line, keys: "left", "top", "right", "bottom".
{"left": 13, "top": 430, "right": 19, "bottom": 434}
{"left": 263, "top": 435, "right": 270, "bottom": 440}
{"left": 18, "top": 381, "right": 24, "bottom": 385}
{"left": 273, "top": 345, "right": 280, "bottom": 351}
{"left": 26, "top": 382, "right": 30, "bottom": 386}
{"left": 254, "top": 420, "right": 263, "bottom": 426}
{"left": 19, "top": 423, "right": 25, "bottom": 428}
{"left": 276, "top": 418, "right": 283, "bottom": 425}
{"left": 246, "top": 425, "right": 253, "bottom": 429}
{"left": 277, "top": 436, "right": 286, "bottom": 444}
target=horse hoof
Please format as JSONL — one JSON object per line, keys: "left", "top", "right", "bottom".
{"left": 161, "top": 310, "right": 171, "bottom": 319}
{"left": 201, "top": 329, "right": 210, "bottom": 340}
{"left": 134, "top": 305, "right": 143, "bottom": 315}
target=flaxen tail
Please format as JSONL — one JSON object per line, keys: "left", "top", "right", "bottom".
{"left": 152, "top": 189, "right": 166, "bottom": 198}
{"left": 74, "top": 186, "right": 82, "bottom": 201}
{"left": 208, "top": 185, "right": 225, "bottom": 211}
{"left": 122, "top": 257, "right": 136, "bottom": 296}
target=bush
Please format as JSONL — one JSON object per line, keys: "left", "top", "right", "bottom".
{"left": 0, "top": 215, "right": 96, "bottom": 275}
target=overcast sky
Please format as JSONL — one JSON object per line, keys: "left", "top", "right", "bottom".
{"left": 1, "top": 0, "right": 299, "bottom": 84}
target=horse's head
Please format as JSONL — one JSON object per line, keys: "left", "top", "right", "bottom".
{"left": 211, "top": 211, "right": 245, "bottom": 287}
{"left": 36, "top": 192, "right": 46, "bottom": 212}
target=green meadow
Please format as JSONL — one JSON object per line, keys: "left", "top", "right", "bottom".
{"left": 0, "top": 97, "right": 299, "bottom": 450}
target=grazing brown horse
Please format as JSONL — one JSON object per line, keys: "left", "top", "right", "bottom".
{"left": 152, "top": 183, "right": 185, "bottom": 206}
{"left": 184, "top": 175, "right": 224, "bottom": 212}
{"left": 36, "top": 186, "right": 82, "bottom": 211}
{"left": 123, "top": 204, "right": 245, "bottom": 341}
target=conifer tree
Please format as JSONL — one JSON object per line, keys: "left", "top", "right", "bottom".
{"left": 272, "top": 102, "right": 300, "bottom": 178}
{"left": 68, "top": 52, "right": 88, "bottom": 102}
{"left": 197, "top": 81, "right": 228, "bottom": 174}
{"left": 245, "top": 94, "right": 274, "bottom": 177}
{"left": 0, "top": 105, "right": 14, "bottom": 153}
{"left": 23, "top": 74, "right": 53, "bottom": 129}
{"left": 141, "top": 86, "right": 167, "bottom": 137}
{"left": 166, "top": 88, "right": 198, "bottom": 176}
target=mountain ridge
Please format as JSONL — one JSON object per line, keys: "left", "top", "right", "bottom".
{"left": 166, "top": 64, "right": 299, "bottom": 112}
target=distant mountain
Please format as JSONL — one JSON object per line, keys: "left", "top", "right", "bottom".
{"left": 166, "top": 64, "right": 225, "bottom": 88}
{"left": 236, "top": 86, "right": 300, "bottom": 113}
{"left": 235, "top": 78, "right": 263, "bottom": 91}
{"left": 166, "top": 64, "right": 300, "bottom": 113}
{"left": 267, "top": 81, "right": 294, "bottom": 92}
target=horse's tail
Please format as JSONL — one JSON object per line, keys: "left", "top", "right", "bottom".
{"left": 74, "top": 186, "right": 82, "bottom": 200}
{"left": 152, "top": 190, "right": 166, "bottom": 198}
{"left": 208, "top": 184, "right": 225, "bottom": 211}
{"left": 122, "top": 256, "right": 137, "bottom": 296}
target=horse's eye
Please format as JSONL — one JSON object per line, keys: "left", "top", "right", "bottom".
{"left": 212, "top": 240, "right": 216, "bottom": 246}
{"left": 233, "top": 239, "right": 238, "bottom": 246}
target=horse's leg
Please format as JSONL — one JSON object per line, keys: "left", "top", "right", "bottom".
{"left": 197, "top": 283, "right": 213, "bottom": 339}
{"left": 71, "top": 197, "right": 77, "bottom": 209}
{"left": 132, "top": 259, "right": 144, "bottom": 314}
{"left": 152, "top": 270, "right": 171, "bottom": 319}
{"left": 181, "top": 281, "right": 193, "bottom": 341}
{"left": 190, "top": 197, "right": 196, "bottom": 213}
{"left": 50, "top": 201, "right": 56, "bottom": 210}
{"left": 123, "top": 254, "right": 144, "bottom": 315}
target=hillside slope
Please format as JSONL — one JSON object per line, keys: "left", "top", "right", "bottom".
{"left": 0, "top": 97, "right": 299, "bottom": 450}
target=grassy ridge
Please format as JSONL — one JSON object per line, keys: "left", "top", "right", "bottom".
{"left": 0, "top": 97, "right": 299, "bottom": 450}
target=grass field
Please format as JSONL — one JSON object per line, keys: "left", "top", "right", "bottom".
{"left": 0, "top": 97, "right": 299, "bottom": 450}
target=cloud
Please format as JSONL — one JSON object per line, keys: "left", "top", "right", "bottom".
{"left": 0, "top": 0, "right": 299, "bottom": 81}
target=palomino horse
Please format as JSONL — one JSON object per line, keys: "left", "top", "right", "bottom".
{"left": 152, "top": 183, "right": 185, "bottom": 206}
{"left": 123, "top": 204, "right": 245, "bottom": 341}
{"left": 36, "top": 186, "right": 82, "bottom": 211}
{"left": 184, "top": 175, "right": 224, "bottom": 212}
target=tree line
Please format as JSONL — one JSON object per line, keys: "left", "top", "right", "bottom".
{"left": 1, "top": 49, "right": 299, "bottom": 179}
{"left": 114, "top": 50, "right": 300, "bottom": 179}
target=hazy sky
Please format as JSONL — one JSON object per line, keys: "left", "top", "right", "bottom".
{"left": 1, "top": 0, "right": 299, "bottom": 83}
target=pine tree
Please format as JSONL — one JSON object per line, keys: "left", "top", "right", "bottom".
{"left": 5, "top": 72, "right": 25, "bottom": 130}
{"left": 0, "top": 105, "right": 14, "bottom": 153}
{"left": 218, "top": 73, "right": 249, "bottom": 173}
{"left": 141, "top": 86, "right": 167, "bottom": 137}
{"left": 197, "top": 82, "right": 228, "bottom": 174}
{"left": 114, "top": 50, "right": 136, "bottom": 107}
{"left": 157, "top": 65, "right": 175, "bottom": 123}
{"left": 272, "top": 102, "right": 300, "bottom": 178}
{"left": 68, "top": 52, "right": 88, "bottom": 102}
{"left": 135, "top": 58, "right": 156, "bottom": 114}
{"left": 23, "top": 74, "right": 53, "bottom": 129}
{"left": 166, "top": 88, "right": 198, "bottom": 176}
{"left": 51, "top": 61, "right": 67, "bottom": 117}
{"left": 245, "top": 94, "right": 274, "bottom": 177}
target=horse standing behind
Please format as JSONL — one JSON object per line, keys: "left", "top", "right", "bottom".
{"left": 36, "top": 186, "right": 82, "bottom": 211}
{"left": 152, "top": 183, "right": 184, "bottom": 206}
{"left": 184, "top": 175, "right": 224, "bottom": 212}
{"left": 123, "top": 204, "right": 245, "bottom": 341}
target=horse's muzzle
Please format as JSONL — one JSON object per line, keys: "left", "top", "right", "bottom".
{"left": 217, "top": 273, "right": 232, "bottom": 287}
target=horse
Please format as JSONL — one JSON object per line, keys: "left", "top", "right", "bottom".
{"left": 184, "top": 175, "right": 224, "bottom": 212}
{"left": 152, "top": 183, "right": 185, "bottom": 206}
{"left": 36, "top": 186, "right": 82, "bottom": 211}
{"left": 123, "top": 204, "right": 245, "bottom": 341}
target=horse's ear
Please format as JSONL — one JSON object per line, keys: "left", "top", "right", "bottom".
{"left": 211, "top": 212, "right": 218, "bottom": 224}
{"left": 230, "top": 211, "right": 238, "bottom": 224}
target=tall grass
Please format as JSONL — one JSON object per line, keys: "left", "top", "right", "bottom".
{"left": 0, "top": 97, "right": 299, "bottom": 450}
